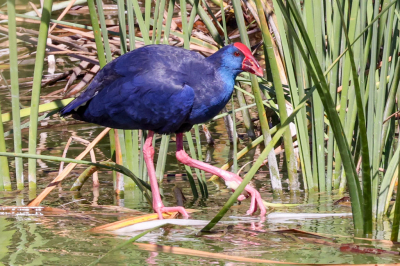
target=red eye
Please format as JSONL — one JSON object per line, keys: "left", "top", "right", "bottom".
{"left": 234, "top": 51, "right": 240, "bottom": 57}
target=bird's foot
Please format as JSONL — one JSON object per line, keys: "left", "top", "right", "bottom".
{"left": 227, "top": 179, "right": 266, "bottom": 217}
{"left": 155, "top": 206, "right": 190, "bottom": 220}
{"left": 244, "top": 186, "right": 265, "bottom": 217}
{"left": 175, "top": 142, "right": 266, "bottom": 217}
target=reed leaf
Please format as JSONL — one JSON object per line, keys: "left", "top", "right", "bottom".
{"left": 7, "top": 0, "right": 23, "bottom": 189}
{"left": 275, "top": 0, "right": 364, "bottom": 231}
{"left": 391, "top": 150, "right": 400, "bottom": 241}
{"left": 27, "top": 0, "right": 53, "bottom": 190}
{"left": 336, "top": 0, "right": 372, "bottom": 235}
{"left": 254, "top": 0, "right": 298, "bottom": 192}
{"left": 231, "top": 0, "right": 282, "bottom": 195}
{"left": 0, "top": 100, "right": 10, "bottom": 191}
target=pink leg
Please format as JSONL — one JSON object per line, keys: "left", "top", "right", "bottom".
{"left": 143, "top": 131, "right": 189, "bottom": 219}
{"left": 175, "top": 133, "right": 266, "bottom": 217}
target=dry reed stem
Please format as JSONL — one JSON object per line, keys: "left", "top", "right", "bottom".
{"left": 0, "top": 25, "right": 99, "bottom": 65}
{"left": 134, "top": 243, "right": 302, "bottom": 264}
{"left": 27, "top": 127, "right": 111, "bottom": 206}
{"left": 28, "top": 2, "right": 41, "bottom": 17}
{"left": 133, "top": 243, "right": 400, "bottom": 265}
{"left": 49, "top": 0, "right": 77, "bottom": 33}
{"left": 59, "top": 136, "right": 99, "bottom": 187}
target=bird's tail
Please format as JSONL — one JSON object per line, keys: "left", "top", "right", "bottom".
{"left": 60, "top": 98, "right": 89, "bottom": 117}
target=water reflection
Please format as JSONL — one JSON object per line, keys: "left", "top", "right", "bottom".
{"left": 2, "top": 189, "right": 399, "bottom": 265}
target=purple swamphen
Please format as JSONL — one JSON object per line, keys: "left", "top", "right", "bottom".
{"left": 61, "top": 43, "right": 266, "bottom": 219}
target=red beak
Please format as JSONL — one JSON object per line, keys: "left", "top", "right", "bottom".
{"left": 242, "top": 56, "right": 263, "bottom": 77}
{"left": 233, "top": 43, "right": 264, "bottom": 77}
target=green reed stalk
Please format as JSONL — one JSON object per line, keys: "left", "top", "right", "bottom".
{"left": 308, "top": 0, "right": 326, "bottom": 192}
{"left": 27, "top": 0, "right": 53, "bottom": 190}
{"left": 219, "top": 0, "right": 228, "bottom": 43}
{"left": 335, "top": 0, "right": 359, "bottom": 191}
{"left": 272, "top": 0, "right": 313, "bottom": 191}
{"left": 336, "top": 0, "right": 372, "bottom": 235}
{"left": 232, "top": 0, "right": 282, "bottom": 194}
{"left": 187, "top": 0, "right": 223, "bottom": 46}
{"left": 372, "top": 2, "right": 396, "bottom": 218}
{"left": 188, "top": 0, "right": 199, "bottom": 38}
{"left": 127, "top": 0, "right": 136, "bottom": 49}
{"left": 163, "top": 0, "right": 175, "bottom": 44}
{"left": 139, "top": 130, "right": 146, "bottom": 181}
{"left": 335, "top": 1, "right": 396, "bottom": 194}
{"left": 391, "top": 151, "right": 400, "bottom": 241}
{"left": 117, "top": 0, "right": 127, "bottom": 54}
{"left": 1, "top": 99, "right": 72, "bottom": 123}
{"left": 185, "top": 132, "right": 206, "bottom": 197}
{"left": 0, "top": 100, "right": 10, "bottom": 191}
{"left": 180, "top": 0, "right": 190, "bottom": 45}
{"left": 154, "top": 0, "right": 166, "bottom": 44}
{"left": 277, "top": 0, "right": 364, "bottom": 232}
{"left": 380, "top": 55, "right": 400, "bottom": 169}
{"left": 230, "top": 94, "right": 238, "bottom": 173}
{"left": 131, "top": 130, "right": 139, "bottom": 177}
{"left": 151, "top": 0, "right": 160, "bottom": 43}
{"left": 123, "top": 131, "right": 136, "bottom": 188}
{"left": 366, "top": 0, "right": 380, "bottom": 202}
{"left": 7, "top": 0, "right": 23, "bottom": 190}
{"left": 145, "top": 0, "right": 151, "bottom": 33}
{"left": 70, "top": 165, "right": 98, "bottom": 191}
{"left": 194, "top": 124, "right": 208, "bottom": 197}
{"left": 378, "top": 136, "right": 400, "bottom": 218}
{"left": 376, "top": 57, "right": 400, "bottom": 219}
{"left": 88, "top": 0, "right": 106, "bottom": 66}
{"left": 155, "top": 135, "right": 170, "bottom": 182}
{"left": 327, "top": 0, "right": 343, "bottom": 190}
{"left": 202, "top": 0, "right": 224, "bottom": 33}
{"left": 129, "top": 0, "right": 150, "bottom": 43}
{"left": 254, "top": 0, "right": 298, "bottom": 192}
{"left": 96, "top": 0, "right": 112, "bottom": 61}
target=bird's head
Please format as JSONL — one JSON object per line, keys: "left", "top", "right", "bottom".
{"left": 210, "top": 43, "right": 263, "bottom": 77}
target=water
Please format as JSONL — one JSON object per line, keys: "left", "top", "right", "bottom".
{"left": 1, "top": 2, "right": 400, "bottom": 265}
{"left": 1, "top": 187, "right": 399, "bottom": 265}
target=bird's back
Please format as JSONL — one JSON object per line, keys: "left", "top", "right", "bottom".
{"left": 61, "top": 45, "right": 205, "bottom": 133}
{"left": 61, "top": 45, "right": 235, "bottom": 134}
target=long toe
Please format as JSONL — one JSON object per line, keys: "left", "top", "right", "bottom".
{"left": 245, "top": 186, "right": 267, "bottom": 217}
{"left": 159, "top": 206, "right": 190, "bottom": 218}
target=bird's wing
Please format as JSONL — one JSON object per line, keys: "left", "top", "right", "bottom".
{"left": 61, "top": 45, "right": 203, "bottom": 117}
{"left": 60, "top": 61, "right": 122, "bottom": 116}
{"left": 86, "top": 75, "right": 195, "bottom": 133}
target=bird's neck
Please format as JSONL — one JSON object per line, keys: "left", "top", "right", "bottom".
{"left": 206, "top": 53, "right": 242, "bottom": 81}
{"left": 217, "top": 67, "right": 240, "bottom": 91}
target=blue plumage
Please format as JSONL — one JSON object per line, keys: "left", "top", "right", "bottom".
{"left": 60, "top": 44, "right": 247, "bottom": 134}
